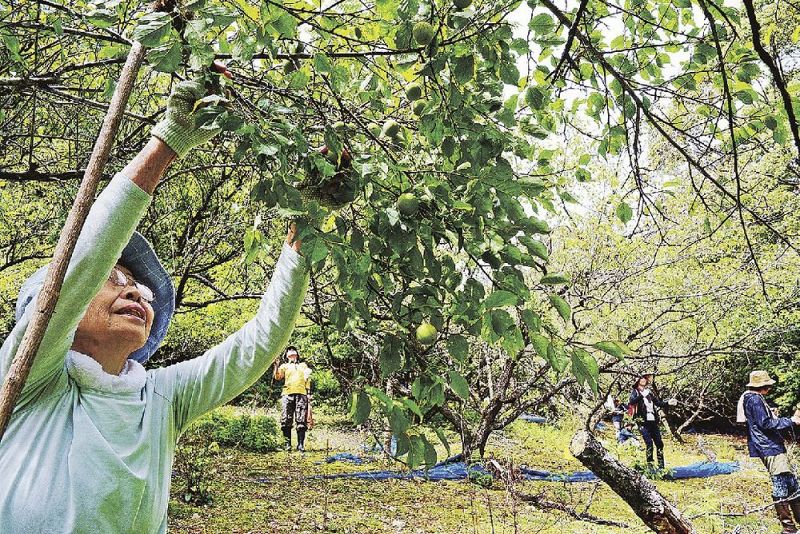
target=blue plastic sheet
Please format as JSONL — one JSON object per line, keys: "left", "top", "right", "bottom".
{"left": 297, "top": 457, "right": 740, "bottom": 484}
{"left": 519, "top": 414, "right": 547, "bottom": 423}
{"left": 322, "top": 453, "right": 368, "bottom": 465}
{"left": 668, "top": 461, "right": 739, "bottom": 480}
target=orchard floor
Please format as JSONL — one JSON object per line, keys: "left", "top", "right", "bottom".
{"left": 168, "top": 409, "right": 785, "bottom": 533}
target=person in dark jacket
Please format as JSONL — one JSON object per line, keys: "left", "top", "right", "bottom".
{"left": 628, "top": 374, "right": 677, "bottom": 469}
{"left": 738, "top": 370, "right": 800, "bottom": 533}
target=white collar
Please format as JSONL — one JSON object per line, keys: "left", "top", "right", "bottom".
{"left": 66, "top": 350, "right": 146, "bottom": 393}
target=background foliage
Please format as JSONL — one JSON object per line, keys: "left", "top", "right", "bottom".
{"left": 3, "top": 0, "right": 800, "bottom": 465}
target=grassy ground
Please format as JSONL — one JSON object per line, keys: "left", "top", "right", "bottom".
{"left": 168, "top": 407, "right": 786, "bottom": 533}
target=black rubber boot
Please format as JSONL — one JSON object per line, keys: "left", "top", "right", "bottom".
{"left": 282, "top": 428, "right": 292, "bottom": 451}
{"left": 657, "top": 449, "right": 665, "bottom": 470}
{"left": 296, "top": 428, "right": 306, "bottom": 452}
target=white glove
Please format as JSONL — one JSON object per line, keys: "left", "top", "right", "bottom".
{"left": 667, "top": 398, "right": 677, "bottom": 406}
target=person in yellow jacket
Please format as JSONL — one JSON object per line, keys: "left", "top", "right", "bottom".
{"left": 273, "top": 346, "right": 312, "bottom": 451}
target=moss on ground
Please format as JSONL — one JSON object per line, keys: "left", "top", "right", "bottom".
{"left": 168, "top": 409, "right": 785, "bottom": 533}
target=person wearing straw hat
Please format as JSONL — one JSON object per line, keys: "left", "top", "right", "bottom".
{"left": 0, "top": 74, "right": 312, "bottom": 533}
{"left": 273, "top": 345, "right": 312, "bottom": 452}
{"left": 737, "top": 370, "right": 800, "bottom": 533}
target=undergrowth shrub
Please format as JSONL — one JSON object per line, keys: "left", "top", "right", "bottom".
{"left": 174, "top": 406, "right": 282, "bottom": 505}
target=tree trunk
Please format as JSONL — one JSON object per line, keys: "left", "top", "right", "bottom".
{"left": 570, "top": 430, "right": 696, "bottom": 534}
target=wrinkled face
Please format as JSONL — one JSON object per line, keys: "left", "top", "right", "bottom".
{"left": 75, "top": 264, "right": 155, "bottom": 351}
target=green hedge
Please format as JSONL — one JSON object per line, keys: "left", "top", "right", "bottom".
{"left": 189, "top": 406, "right": 282, "bottom": 453}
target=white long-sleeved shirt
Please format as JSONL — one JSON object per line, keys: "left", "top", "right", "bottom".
{"left": 0, "top": 174, "right": 308, "bottom": 533}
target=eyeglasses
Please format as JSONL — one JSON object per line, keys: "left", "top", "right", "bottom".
{"left": 108, "top": 267, "right": 155, "bottom": 304}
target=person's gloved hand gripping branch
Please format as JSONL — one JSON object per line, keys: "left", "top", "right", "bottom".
{"left": 151, "top": 64, "right": 232, "bottom": 160}
{"left": 0, "top": 65, "right": 312, "bottom": 534}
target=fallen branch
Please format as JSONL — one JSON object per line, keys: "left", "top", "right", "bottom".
{"left": 488, "top": 456, "right": 630, "bottom": 528}
{"left": 514, "top": 489, "right": 631, "bottom": 528}
{"left": 570, "top": 430, "right": 696, "bottom": 533}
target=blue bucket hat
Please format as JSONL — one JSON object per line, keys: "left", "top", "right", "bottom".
{"left": 15, "top": 232, "right": 175, "bottom": 364}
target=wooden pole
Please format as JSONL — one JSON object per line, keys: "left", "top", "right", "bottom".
{"left": 0, "top": 42, "right": 146, "bottom": 441}
{"left": 570, "top": 430, "right": 696, "bottom": 533}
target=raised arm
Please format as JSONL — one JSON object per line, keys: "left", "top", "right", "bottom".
{"left": 155, "top": 230, "right": 309, "bottom": 433}
{"left": 0, "top": 145, "right": 165, "bottom": 402}
{"left": 0, "top": 71, "right": 228, "bottom": 406}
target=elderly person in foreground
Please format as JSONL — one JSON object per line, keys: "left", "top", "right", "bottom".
{"left": 0, "top": 77, "right": 310, "bottom": 533}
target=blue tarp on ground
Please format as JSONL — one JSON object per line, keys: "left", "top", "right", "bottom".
{"left": 520, "top": 461, "right": 740, "bottom": 483}
{"left": 303, "top": 456, "right": 740, "bottom": 483}
{"left": 519, "top": 414, "right": 547, "bottom": 423}
{"left": 321, "top": 453, "right": 368, "bottom": 465}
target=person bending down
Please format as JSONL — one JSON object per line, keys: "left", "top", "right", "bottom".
{"left": 0, "top": 77, "right": 312, "bottom": 533}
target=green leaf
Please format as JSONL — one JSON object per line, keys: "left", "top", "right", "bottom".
{"left": 529, "top": 13, "right": 555, "bottom": 34}
{"left": 148, "top": 41, "right": 182, "bottom": 73}
{"left": 422, "top": 435, "right": 438, "bottom": 467}
{"left": 593, "top": 341, "right": 631, "bottom": 360}
{"left": 395, "top": 432, "right": 411, "bottom": 457}
{"left": 531, "top": 333, "right": 549, "bottom": 359}
{"left": 520, "top": 309, "right": 541, "bottom": 333}
{"left": 519, "top": 237, "right": 549, "bottom": 261}
{"left": 571, "top": 348, "right": 599, "bottom": 394}
{"left": 403, "top": 398, "right": 423, "bottom": 419}
{"left": 389, "top": 407, "right": 410, "bottom": 435}
{"left": 314, "top": 53, "right": 333, "bottom": 73}
{"left": 428, "top": 381, "right": 445, "bottom": 406}
{"left": 549, "top": 294, "right": 571, "bottom": 322}
{"left": 447, "top": 335, "right": 469, "bottom": 362}
{"left": 482, "top": 290, "right": 518, "bottom": 309}
{"left": 524, "top": 86, "right": 546, "bottom": 110}
{"left": 306, "top": 238, "right": 328, "bottom": 265}
{"left": 765, "top": 116, "right": 778, "bottom": 131}
{"left": 407, "top": 435, "right": 425, "bottom": 468}
{"left": 350, "top": 390, "right": 371, "bottom": 425}
{"left": 499, "top": 61, "right": 520, "bottom": 85}
{"left": 271, "top": 12, "right": 297, "bottom": 38}
{"left": 448, "top": 371, "right": 470, "bottom": 400}
{"left": 540, "top": 273, "right": 570, "bottom": 285}
{"left": 616, "top": 201, "right": 633, "bottom": 223}
{"left": 199, "top": 5, "right": 238, "bottom": 27}
{"left": 288, "top": 70, "right": 309, "bottom": 89}
{"left": 2, "top": 34, "right": 21, "bottom": 62}
{"left": 546, "top": 341, "right": 569, "bottom": 373}
{"left": 501, "top": 326, "right": 525, "bottom": 355}
{"left": 453, "top": 54, "right": 475, "bottom": 84}
{"left": 489, "top": 309, "right": 514, "bottom": 338}
{"left": 380, "top": 335, "right": 403, "bottom": 378}
{"left": 133, "top": 13, "right": 173, "bottom": 47}
{"left": 87, "top": 9, "right": 118, "bottom": 28}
